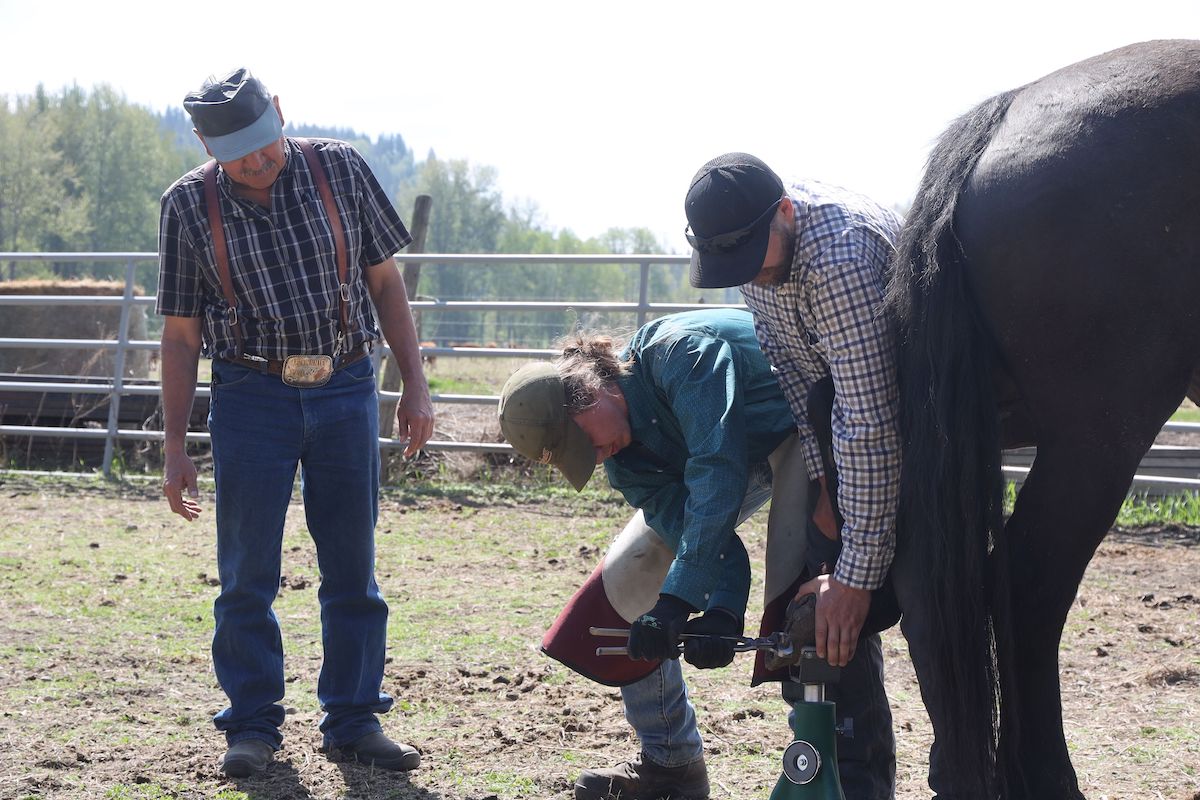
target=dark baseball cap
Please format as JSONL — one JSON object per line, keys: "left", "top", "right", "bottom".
{"left": 685, "top": 152, "right": 785, "bottom": 289}
{"left": 184, "top": 68, "right": 283, "bottom": 162}
{"left": 498, "top": 362, "right": 597, "bottom": 491}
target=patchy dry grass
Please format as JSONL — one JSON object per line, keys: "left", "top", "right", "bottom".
{"left": 0, "top": 472, "right": 1196, "bottom": 800}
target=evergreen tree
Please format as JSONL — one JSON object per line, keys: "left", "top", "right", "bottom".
{"left": 0, "top": 92, "right": 90, "bottom": 277}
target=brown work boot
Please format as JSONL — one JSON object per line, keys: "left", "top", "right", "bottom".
{"left": 574, "top": 753, "right": 709, "bottom": 799}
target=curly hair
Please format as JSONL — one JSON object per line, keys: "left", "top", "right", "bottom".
{"left": 554, "top": 331, "right": 633, "bottom": 413}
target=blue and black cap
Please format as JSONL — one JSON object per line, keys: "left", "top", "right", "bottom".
{"left": 184, "top": 68, "right": 282, "bottom": 162}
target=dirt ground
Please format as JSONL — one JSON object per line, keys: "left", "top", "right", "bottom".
{"left": 0, "top": 474, "right": 1197, "bottom": 800}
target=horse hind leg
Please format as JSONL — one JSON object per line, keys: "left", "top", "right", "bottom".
{"left": 995, "top": 435, "right": 1146, "bottom": 800}
{"left": 1183, "top": 366, "right": 1200, "bottom": 407}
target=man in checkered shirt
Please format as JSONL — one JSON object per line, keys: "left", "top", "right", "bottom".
{"left": 158, "top": 68, "right": 433, "bottom": 779}
{"left": 685, "top": 153, "right": 903, "bottom": 799}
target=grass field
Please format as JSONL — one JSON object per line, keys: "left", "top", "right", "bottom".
{"left": 0, "top": 471, "right": 1197, "bottom": 800}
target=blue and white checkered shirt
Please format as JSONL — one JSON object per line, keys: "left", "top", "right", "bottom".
{"left": 156, "top": 138, "right": 411, "bottom": 361}
{"left": 740, "top": 180, "right": 903, "bottom": 591}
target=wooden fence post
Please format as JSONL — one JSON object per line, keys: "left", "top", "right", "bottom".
{"left": 402, "top": 195, "right": 432, "bottom": 304}
{"left": 380, "top": 194, "right": 432, "bottom": 441}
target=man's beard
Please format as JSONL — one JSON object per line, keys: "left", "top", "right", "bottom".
{"left": 752, "top": 221, "right": 796, "bottom": 287}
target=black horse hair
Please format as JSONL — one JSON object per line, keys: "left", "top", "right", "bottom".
{"left": 883, "top": 86, "right": 1022, "bottom": 800}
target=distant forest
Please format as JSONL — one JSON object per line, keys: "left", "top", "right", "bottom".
{"left": 1, "top": 84, "right": 733, "bottom": 345}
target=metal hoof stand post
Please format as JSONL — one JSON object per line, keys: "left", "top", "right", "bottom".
{"left": 592, "top": 629, "right": 845, "bottom": 799}
{"left": 771, "top": 646, "right": 844, "bottom": 800}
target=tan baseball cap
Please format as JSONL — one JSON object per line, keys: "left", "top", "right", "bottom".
{"left": 498, "top": 362, "right": 597, "bottom": 491}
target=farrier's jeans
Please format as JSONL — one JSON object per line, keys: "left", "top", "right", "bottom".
{"left": 619, "top": 470, "right": 896, "bottom": 798}
{"left": 619, "top": 462, "right": 775, "bottom": 767}
{"left": 206, "top": 357, "right": 392, "bottom": 750}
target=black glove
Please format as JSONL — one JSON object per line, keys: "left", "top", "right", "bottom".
{"left": 682, "top": 608, "right": 744, "bottom": 669}
{"left": 628, "top": 594, "right": 695, "bottom": 661}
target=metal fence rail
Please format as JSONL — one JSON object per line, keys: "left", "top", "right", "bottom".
{"left": 3, "top": 251, "right": 1200, "bottom": 493}
{"left": 0, "top": 252, "right": 706, "bottom": 477}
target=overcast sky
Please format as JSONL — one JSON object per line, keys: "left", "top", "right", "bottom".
{"left": 1, "top": 1, "right": 1195, "bottom": 250}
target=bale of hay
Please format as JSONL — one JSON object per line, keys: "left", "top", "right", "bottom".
{"left": 0, "top": 280, "right": 151, "bottom": 378}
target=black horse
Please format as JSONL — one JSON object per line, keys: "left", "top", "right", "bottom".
{"left": 885, "top": 40, "right": 1200, "bottom": 799}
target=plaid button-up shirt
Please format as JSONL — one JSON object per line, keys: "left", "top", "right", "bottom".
{"left": 739, "top": 180, "right": 903, "bottom": 591}
{"left": 156, "top": 138, "right": 411, "bottom": 361}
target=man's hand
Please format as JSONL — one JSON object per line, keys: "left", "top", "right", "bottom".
{"left": 163, "top": 449, "right": 202, "bottom": 521}
{"left": 628, "top": 594, "right": 695, "bottom": 661}
{"left": 795, "top": 574, "right": 871, "bottom": 667}
{"left": 364, "top": 258, "right": 435, "bottom": 458}
{"left": 159, "top": 315, "right": 202, "bottom": 522}
{"left": 682, "top": 608, "right": 743, "bottom": 669}
{"left": 395, "top": 383, "right": 434, "bottom": 458}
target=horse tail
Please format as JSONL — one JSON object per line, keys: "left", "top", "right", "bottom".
{"left": 884, "top": 88, "right": 1020, "bottom": 799}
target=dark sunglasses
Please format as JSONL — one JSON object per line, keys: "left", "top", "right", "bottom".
{"left": 685, "top": 195, "right": 784, "bottom": 253}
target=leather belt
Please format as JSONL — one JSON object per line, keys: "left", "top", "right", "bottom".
{"left": 227, "top": 345, "right": 369, "bottom": 378}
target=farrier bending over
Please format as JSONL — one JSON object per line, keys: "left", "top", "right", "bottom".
{"left": 498, "top": 308, "right": 895, "bottom": 800}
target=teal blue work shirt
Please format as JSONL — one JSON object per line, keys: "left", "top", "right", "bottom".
{"left": 604, "top": 309, "right": 796, "bottom": 615}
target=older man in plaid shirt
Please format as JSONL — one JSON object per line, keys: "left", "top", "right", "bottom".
{"left": 685, "top": 153, "right": 903, "bottom": 800}
{"left": 158, "top": 68, "right": 433, "bottom": 778}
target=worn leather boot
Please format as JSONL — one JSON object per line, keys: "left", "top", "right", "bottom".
{"left": 220, "top": 738, "right": 275, "bottom": 777}
{"left": 574, "top": 753, "right": 709, "bottom": 800}
{"left": 329, "top": 731, "right": 421, "bottom": 771}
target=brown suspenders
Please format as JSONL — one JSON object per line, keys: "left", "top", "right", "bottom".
{"left": 201, "top": 158, "right": 242, "bottom": 353}
{"left": 202, "top": 138, "right": 350, "bottom": 359}
{"left": 296, "top": 139, "right": 352, "bottom": 356}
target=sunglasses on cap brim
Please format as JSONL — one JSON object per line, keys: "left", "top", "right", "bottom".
{"left": 685, "top": 195, "right": 784, "bottom": 254}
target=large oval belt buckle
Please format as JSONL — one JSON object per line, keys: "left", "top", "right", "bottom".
{"left": 282, "top": 355, "right": 333, "bottom": 387}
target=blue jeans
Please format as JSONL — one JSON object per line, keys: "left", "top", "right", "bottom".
{"left": 619, "top": 463, "right": 775, "bottom": 767}
{"left": 207, "top": 357, "right": 392, "bottom": 749}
